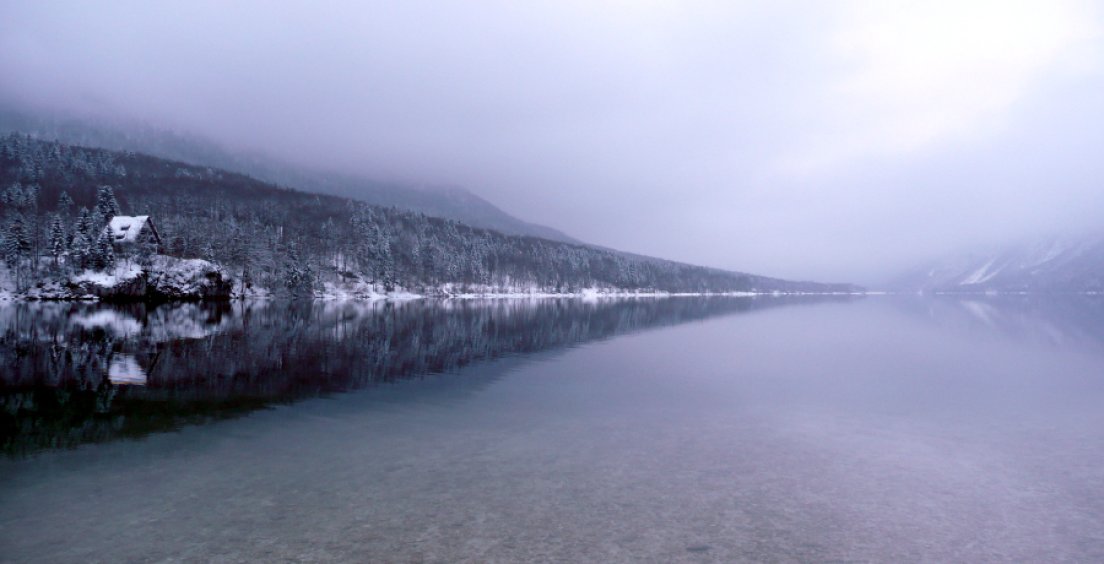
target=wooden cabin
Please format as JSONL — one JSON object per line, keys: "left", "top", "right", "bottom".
{"left": 103, "top": 215, "right": 162, "bottom": 251}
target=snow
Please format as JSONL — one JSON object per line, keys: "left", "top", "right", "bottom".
{"left": 9, "top": 254, "right": 863, "bottom": 302}
{"left": 71, "top": 263, "right": 144, "bottom": 288}
{"left": 959, "top": 259, "right": 1001, "bottom": 285}
{"left": 104, "top": 215, "right": 152, "bottom": 244}
{"left": 1037, "top": 241, "right": 1069, "bottom": 265}
{"left": 146, "top": 255, "right": 231, "bottom": 297}
{"left": 244, "top": 279, "right": 849, "bottom": 301}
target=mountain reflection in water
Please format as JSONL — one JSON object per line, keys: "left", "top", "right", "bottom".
{"left": 1, "top": 296, "right": 843, "bottom": 457}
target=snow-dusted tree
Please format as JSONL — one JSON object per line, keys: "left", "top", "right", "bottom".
{"left": 70, "top": 231, "right": 93, "bottom": 270}
{"left": 368, "top": 223, "right": 395, "bottom": 289}
{"left": 91, "top": 231, "right": 115, "bottom": 271}
{"left": 56, "top": 191, "right": 74, "bottom": 219}
{"left": 283, "top": 244, "right": 314, "bottom": 297}
{"left": 3, "top": 215, "right": 32, "bottom": 288}
{"left": 1, "top": 183, "right": 17, "bottom": 206}
{"left": 23, "top": 184, "right": 39, "bottom": 213}
{"left": 201, "top": 241, "right": 216, "bottom": 263}
{"left": 72, "top": 207, "right": 94, "bottom": 245}
{"left": 94, "top": 185, "right": 120, "bottom": 222}
{"left": 48, "top": 214, "right": 66, "bottom": 266}
{"left": 5, "top": 215, "right": 31, "bottom": 259}
{"left": 226, "top": 221, "right": 260, "bottom": 296}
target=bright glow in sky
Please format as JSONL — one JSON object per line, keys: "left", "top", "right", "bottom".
{"left": 785, "top": 0, "right": 1101, "bottom": 171}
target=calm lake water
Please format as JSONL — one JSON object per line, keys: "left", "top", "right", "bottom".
{"left": 3, "top": 296, "right": 1104, "bottom": 562}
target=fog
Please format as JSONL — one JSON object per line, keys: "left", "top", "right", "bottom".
{"left": 2, "top": 0, "right": 1102, "bottom": 283}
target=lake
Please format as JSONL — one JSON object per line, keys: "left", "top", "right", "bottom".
{"left": 3, "top": 295, "right": 1104, "bottom": 562}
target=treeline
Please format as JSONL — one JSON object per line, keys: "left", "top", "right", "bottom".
{"left": 0, "top": 134, "right": 856, "bottom": 295}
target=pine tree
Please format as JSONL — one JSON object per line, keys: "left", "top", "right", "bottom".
{"left": 283, "top": 244, "right": 313, "bottom": 297}
{"left": 3, "top": 215, "right": 31, "bottom": 289}
{"left": 227, "top": 223, "right": 255, "bottom": 295}
{"left": 5, "top": 215, "right": 31, "bottom": 259}
{"left": 94, "top": 185, "right": 121, "bottom": 222}
{"left": 92, "top": 231, "right": 115, "bottom": 271}
{"left": 73, "top": 207, "right": 93, "bottom": 244}
{"left": 48, "top": 215, "right": 66, "bottom": 266}
{"left": 23, "top": 184, "right": 39, "bottom": 212}
{"left": 56, "top": 191, "right": 74, "bottom": 219}
{"left": 70, "top": 231, "right": 93, "bottom": 270}
{"left": 2, "top": 183, "right": 23, "bottom": 209}
{"left": 202, "top": 241, "right": 216, "bottom": 263}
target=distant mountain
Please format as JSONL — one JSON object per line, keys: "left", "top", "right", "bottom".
{"left": 891, "top": 234, "right": 1104, "bottom": 293}
{"left": 0, "top": 107, "right": 577, "bottom": 242}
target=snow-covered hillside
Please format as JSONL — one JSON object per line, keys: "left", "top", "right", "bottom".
{"left": 891, "top": 234, "right": 1104, "bottom": 293}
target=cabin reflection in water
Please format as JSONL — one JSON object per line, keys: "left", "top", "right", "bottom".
{"left": 108, "top": 354, "right": 147, "bottom": 386}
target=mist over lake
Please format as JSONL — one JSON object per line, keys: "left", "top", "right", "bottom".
{"left": 4, "top": 296, "right": 1104, "bottom": 561}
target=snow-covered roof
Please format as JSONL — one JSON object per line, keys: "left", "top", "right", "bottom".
{"left": 104, "top": 215, "right": 158, "bottom": 244}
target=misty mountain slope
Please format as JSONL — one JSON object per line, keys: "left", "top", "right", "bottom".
{"left": 0, "top": 135, "right": 858, "bottom": 296}
{"left": 0, "top": 107, "right": 576, "bottom": 243}
{"left": 891, "top": 235, "right": 1104, "bottom": 293}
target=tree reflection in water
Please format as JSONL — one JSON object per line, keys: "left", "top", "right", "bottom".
{"left": 0, "top": 296, "right": 844, "bottom": 457}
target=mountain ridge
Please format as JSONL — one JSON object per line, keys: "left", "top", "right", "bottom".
{"left": 890, "top": 233, "right": 1104, "bottom": 293}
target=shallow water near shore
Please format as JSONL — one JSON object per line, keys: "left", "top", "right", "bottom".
{"left": 3, "top": 295, "right": 1104, "bottom": 561}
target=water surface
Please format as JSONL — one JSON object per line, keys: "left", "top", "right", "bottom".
{"left": 3, "top": 296, "right": 1104, "bottom": 561}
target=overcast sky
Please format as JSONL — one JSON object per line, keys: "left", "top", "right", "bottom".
{"left": 2, "top": 0, "right": 1102, "bottom": 283}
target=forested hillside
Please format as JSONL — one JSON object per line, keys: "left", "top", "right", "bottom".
{"left": 0, "top": 108, "right": 576, "bottom": 242}
{"left": 0, "top": 134, "right": 857, "bottom": 297}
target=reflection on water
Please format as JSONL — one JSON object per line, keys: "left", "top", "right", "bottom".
{"left": 4, "top": 295, "right": 1104, "bottom": 562}
{"left": 107, "top": 354, "right": 147, "bottom": 386}
{"left": 1, "top": 296, "right": 837, "bottom": 457}
{"left": 900, "top": 294, "right": 1104, "bottom": 351}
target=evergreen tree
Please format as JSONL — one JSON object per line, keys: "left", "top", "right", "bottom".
{"left": 227, "top": 223, "right": 255, "bottom": 295}
{"left": 23, "top": 184, "right": 39, "bottom": 212}
{"left": 3, "top": 215, "right": 31, "bottom": 289}
{"left": 73, "top": 207, "right": 94, "bottom": 246}
{"left": 56, "top": 191, "right": 74, "bottom": 218}
{"left": 92, "top": 231, "right": 115, "bottom": 271}
{"left": 202, "top": 241, "right": 217, "bottom": 263}
{"left": 366, "top": 222, "right": 395, "bottom": 289}
{"left": 48, "top": 215, "right": 66, "bottom": 266}
{"left": 2, "top": 183, "right": 24, "bottom": 209}
{"left": 283, "top": 244, "right": 314, "bottom": 297}
{"left": 70, "top": 231, "right": 93, "bottom": 270}
{"left": 5, "top": 215, "right": 31, "bottom": 258}
{"left": 94, "top": 185, "right": 121, "bottom": 222}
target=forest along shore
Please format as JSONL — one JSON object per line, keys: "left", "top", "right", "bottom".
{"left": 1, "top": 135, "right": 860, "bottom": 301}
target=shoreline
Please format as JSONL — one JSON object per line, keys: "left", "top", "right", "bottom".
{"left": 0, "top": 289, "right": 870, "bottom": 303}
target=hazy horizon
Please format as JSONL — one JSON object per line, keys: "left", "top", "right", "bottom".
{"left": 3, "top": 0, "right": 1103, "bottom": 285}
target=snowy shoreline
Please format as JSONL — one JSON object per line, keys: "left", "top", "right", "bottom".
{"left": 0, "top": 287, "right": 868, "bottom": 303}
{"left": 1, "top": 258, "right": 866, "bottom": 303}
